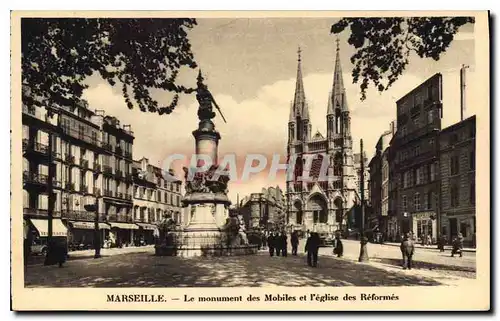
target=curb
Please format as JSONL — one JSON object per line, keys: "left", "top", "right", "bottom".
{"left": 382, "top": 242, "right": 476, "bottom": 253}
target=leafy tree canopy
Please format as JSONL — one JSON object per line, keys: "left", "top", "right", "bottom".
{"left": 22, "top": 18, "right": 197, "bottom": 115}
{"left": 331, "top": 17, "right": 475, "bottom": 100}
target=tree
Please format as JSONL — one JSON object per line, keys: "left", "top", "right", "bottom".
{"left": 331, "top": 17, "right": 475, "bottom": 100}
{"left": 22, "top": 18, "right": 198, "bottom": 115}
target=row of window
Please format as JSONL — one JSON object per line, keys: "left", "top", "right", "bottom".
{"left": 401, "top": 182, "right": 475, "bottom": 212}
{"left": 402, "top": 163, "right": 437, "bottom": 188}
{"left": 133, "top": 186, "right": 181, "bottom": 206}
{"left": 449, "top": 152, "right": 475, "bottom": 175}
{"left": 398, "top": 109, "right": 436, "bottom": 138}
{"left": 401, "top": 191, "right": 435, "bottom": 212}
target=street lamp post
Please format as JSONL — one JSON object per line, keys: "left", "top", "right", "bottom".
{"left": 358, "top": 139, "right": 369, "bottom": 262}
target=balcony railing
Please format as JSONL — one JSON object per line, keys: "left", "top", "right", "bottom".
{"left": 65, "top": 182, "right": 75, "bottom": 191}
{"left": 115, "top": 170, "right": 123, "bottom": 179}
{"left": 80, "top": 184, "right": 88, "bottom": 194}
{"left": 61, "top": 210, "right": 106, "bottom": 222}
{"left": 33, "top": 142, "right": 50, "bottom": 155}
{"left": 102, "top": 143, "right": 113, "bottom": 152}
{"left": 94, "top": 188, "right": 101, "bottom": 197}
{"left": 103, "top": 165, "right": 113, "bottom": 175}
{"left": 23, "top": 171, "right": 49, "bottom": 185}
{"left": 65, "top": 154, "right": 75, "bottom": 164}
{"left": 93, "top": 163, "right": 101, "bottom": 173}
{"left": 118, "top": 192, "right": 124, "bottom": 199}
{"left": 126, "top": 194, "right": 132, "bottom": 200}
{"left": 24, "top": 208, "right": 62, "bottom": 218}
{"left": 107, "top": 214, "right": 133, "bottom": 223}
{"left": 103, "top": 190, "right": 114, "bottom": 197}
{"left": 115, "top": 146, "right": 123, "bottom": 155}
{"left": 80, "top": 159, "right": 89, "bottom": 169}
{"left": 124, "top": 151, "right": 132, "bottom": 159}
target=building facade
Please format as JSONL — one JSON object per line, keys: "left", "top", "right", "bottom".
{"left": 439, "top": 116, "right": 476, "bottom": 246}
{"left": 132, "top": 157, "right": 183, "bottom": 244}
{"left": 368, "top": 123, "right": 396, "bottom": 237}
{"left": 285, "top": 44, "right": 359, "bottom": 235}
{"left": 240, "top": 186, "right": 285, "bottom": 231}
{"left": 391, "top": 73, "right": 443, "bottom": 243}
{"left": 22, "top": 87, "right": 136, "bottom": 248}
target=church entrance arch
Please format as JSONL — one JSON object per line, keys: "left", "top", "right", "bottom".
{"left": 308, "top": 194, "right": 328, "bottom": 224}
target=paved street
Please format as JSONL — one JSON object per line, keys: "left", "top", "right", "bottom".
{"left": 25, "top": 239, "right": 475, "bottom": 288}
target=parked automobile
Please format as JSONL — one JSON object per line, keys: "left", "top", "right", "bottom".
{"left": 30, "top": 238, "right": 48, "bottom": 256}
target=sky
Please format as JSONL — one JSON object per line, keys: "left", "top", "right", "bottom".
{"left": 82, "top": 18, "right": 477, "bottom": 204}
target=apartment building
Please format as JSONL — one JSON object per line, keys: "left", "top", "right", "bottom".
{"left": 22, "top": 85, "right": 136, "bottom": 248}
{"left": 132, "top": 157, "right": 182, "bottom": 244}
{"left": 390, "top": 73, "right": 443, "bottom": 242}
{"left": 439, "top": 115, "right": 476, "bottom": 246}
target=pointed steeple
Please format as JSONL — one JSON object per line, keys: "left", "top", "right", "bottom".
{"left": 293, "top": 46, "right": 307, "bottom": 117}
{"left": 331, "top": 38, "right": 348, "bottom": 112}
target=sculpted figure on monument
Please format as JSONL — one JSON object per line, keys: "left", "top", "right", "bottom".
{"left": 183, "top": 165, "right": 230, "bottom": 195}
{"left": 196, "top": 70, "right": 227, "bottom": 123}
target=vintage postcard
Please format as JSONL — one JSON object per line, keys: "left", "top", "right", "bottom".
{"left": 11, "top": 11, "right": 490, "bottom": 311}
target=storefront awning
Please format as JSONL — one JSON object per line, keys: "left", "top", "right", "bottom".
{"left": 29, "top": 218, "right": 68, "bottom": 237}
{"left": 109, "top": 222, "right": 140, "bottom": 230}
{"left": 69, "top": 221, "right": 110, "bottom": 230}
{"left": 136, "top": 223, "right": 158, "bottom": 231}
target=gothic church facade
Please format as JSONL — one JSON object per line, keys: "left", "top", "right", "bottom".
{"left": 286, "top": 44, "right": 359, "bottom": 234}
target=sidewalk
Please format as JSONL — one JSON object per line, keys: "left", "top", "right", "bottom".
{"left": 27, "top": 245, "right": 155, "bottom": 266}
{"left": 382, "top": 242, "right": 476, "bottom": 253}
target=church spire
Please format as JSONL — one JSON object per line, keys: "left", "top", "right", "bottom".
{"left": 293, "top": 46, "right": 307, "bottom": 118}
{"left": 331, "top": 38, "right": 349, "bottom": 112}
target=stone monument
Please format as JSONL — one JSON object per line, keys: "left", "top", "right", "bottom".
{"left": 175, "top": 71, "right": 257, "bottom": 257}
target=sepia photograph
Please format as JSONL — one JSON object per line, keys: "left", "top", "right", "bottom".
{"left": 10, "top": 10, "right": 490, "bottom": 311}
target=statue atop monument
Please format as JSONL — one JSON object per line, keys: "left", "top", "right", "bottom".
{"left": 196, "top": 70, "right": 227, "bottom": 123}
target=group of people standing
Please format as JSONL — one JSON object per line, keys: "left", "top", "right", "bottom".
{"left": 265, "top": 230, "right": 344, "bottom": 268}
{"left": 267, "top": 231, "right": 290, "bottom": 257}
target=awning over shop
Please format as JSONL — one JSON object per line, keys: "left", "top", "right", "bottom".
{"left": 136, "top": 223, "right": 158, "bottom": 231}
{"left": 69, "top": 221, "right": 110, "bottom": 230}
{"left": 29, "top": 218, "right": 68, "bottom": 237}
{"left": 109, "top": 222, "right": 140, "bottom": 230}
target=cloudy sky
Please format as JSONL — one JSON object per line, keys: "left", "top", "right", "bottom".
{"left": 82, "top": 18, "right": 477, "bottom": 204}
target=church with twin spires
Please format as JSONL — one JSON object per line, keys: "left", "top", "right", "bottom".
{"left": 286, "top": 42, "right": 362, "bottom": 234}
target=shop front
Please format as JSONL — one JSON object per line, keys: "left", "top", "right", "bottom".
{"left": 67, "top": 221, "right": 110, "bottom": 250}
{"left": 441, "top": 215, "right": 476, "bottom": 247}
{"left": 135, "top": 223, "right": 158, "bottom": 245}
{"left": 108, "top": 222, "right": 139, "bottom": 247}
{"left": 28, "top": 218, "right": 68, "bottom": 238}
{"left": 412, "top": 211, "right": 437, "bottom": 244}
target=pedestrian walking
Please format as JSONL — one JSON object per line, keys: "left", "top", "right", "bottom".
{"left": 280, "top": 231, "right": 288, "bottom": 257}
{"left": 400, "top": 232, "right": 415, "bottom": 270}
{"left": 275, "top": 231, "right": 282, "bottom": 256}
{"left": 333, "top": 232, "right": 343, "bottom": 257}
{"left": 305, "top": 232, "right": 320, "bottom": 267}
{"left": 291, "top": 230, "right": 299, "bottom": 256}
{"left": 437, "top": 235, "right": 445, "bottom": 252}
{"left": 451, "top": 233, "right": 464, "bottom": 257}
{"left": 267, "top": 232, "right": 275, "bottom": 257}
{"left": 261, "top": 231, "right": 267, "bottom": 250}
